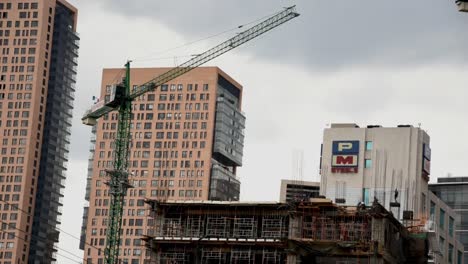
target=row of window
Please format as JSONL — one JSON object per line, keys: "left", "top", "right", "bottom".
{"left": 102, "top": 122, "right": 208, "bottom": 135}
{"left": 0, "top": 19, "right": 40, "bottom": 29}
{"left": 0, "top": 74, "right": 34, "bottom": 82}
{"left": 3, "top": 128, "right": 28, "bottom": 137}
{"left": 97, "top": 140, "right": 206, "bottom": 151}
{"left": 1, "top": 138, "right": 27, "bottom": 146}
{"left": 0, "top": 176, "right": 22, "bottom": 183}
{"left": 0, "top": 242, "right": 14, "bottom": 249}
{"left": 94, "top": 186, "right": 204, "bottom": 200}
{"left": 0, "top": 213, "right": 17, "bottom": 221}
{"left": 129, "top": 150, "right": 203, "bottom": 159}
{"left": 97, "top": 169, "right": 205, "bottom": 180}
{"left": 1, "top": 157, "right": 24, "bottom": 164}
{"left": 0, "top": 165, "right": 25, "bottom": 174}
{"left": 123, "top": 83, "right": 209, "bottom": 94}
{"left": 96, "top": 159, "right": 206, "bottom": 170}
{"left": 0, "top": 56, "right": 35, "bottom": 65}
{"left": 2, "top": 65, "right": 35, "bottom": 73}
{"left": 0, "top": 185, "right": 21, "bottom": 192}
{"left": 429, "top": 201, "right": 455, "bottom": 236}
{"left": 17, "top": 3, "right": 39, "bottom": 10}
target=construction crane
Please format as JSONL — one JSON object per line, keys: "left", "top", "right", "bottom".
{"left": 82, "top": 6, "right": 299, "bottom": 264}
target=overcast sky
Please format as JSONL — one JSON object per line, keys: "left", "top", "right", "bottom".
{"left": 58, "top": 0, "right": 468, "bottom": 262}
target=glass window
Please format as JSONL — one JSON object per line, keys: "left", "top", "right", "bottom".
{"left": 363, "top": 188, "right": 370, "bottom": 205}
{"left": 365, "top": 141, "right": 373, "bottom": 150}
{"left": 430, "top": 201, "right": 435, "bottom": 221}
{"left": 365, "top": 159, "right": 372, "bottom": 168}
{"left": 449, "top": 217, "right": 454, "bottom": 237}
{"left": 457, "top": 250, "right": 462, "bottom": 264}
{"left": 440, "top": 209, "right": 445, "bottom": 230}
{"left": 439, "top": 236, "right": 445, "bottom": 257}
{"left": 448, "top": 244, "right": 454, "bottom": 264}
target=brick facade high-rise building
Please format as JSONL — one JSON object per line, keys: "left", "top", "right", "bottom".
{"left": 0, "top": 0, "right": 79, "bottom": 263}
{"left": 80, "top": 67, "right": 245, "bottom": 263}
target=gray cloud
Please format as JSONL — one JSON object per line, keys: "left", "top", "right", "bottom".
{"left": 100, "top": 0, "right": 468, "bottom": 70}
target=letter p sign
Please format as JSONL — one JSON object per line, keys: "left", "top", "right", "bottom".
{"left": 332, "top": 141, "right": 359, "bottom": 154}
{"left": 338, "top": 142, "right": 353, "bottom": 152}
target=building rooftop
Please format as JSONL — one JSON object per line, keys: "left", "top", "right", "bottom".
{"left": 433, "top": 176, "right": 468, "bottom": 184}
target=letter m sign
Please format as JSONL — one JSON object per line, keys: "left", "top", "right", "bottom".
{"left": 332, "top": 155, "right": 358, "bottom": 167}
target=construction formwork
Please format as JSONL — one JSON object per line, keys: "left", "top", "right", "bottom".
{"left": 143, "top": 199, "right": 428, "bottom": 264}
{"left": 143, "top": 201, "right": 289, "bottom": 264}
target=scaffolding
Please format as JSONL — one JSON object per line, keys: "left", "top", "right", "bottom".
{"left": 230, "top": 249, "right": 253, "bottom": 263}
{"left": 233, "top": 217, "right": 255, "bottom": 238}
{"left": 261, "top": 217, "right": 285, "bottom": 238}
{"left": 143, "top": 200, "right": 428, "bottom": 264}
{"left": 202, "top": 248, "right": 226, "bottom": 263}
{"left": 159, "top": 252, "right": 189, "bottom": 264}
{"left": 262, "top": 249, "right": 281, "bottom": 264}
{"left": 162, "top": 217, "right": 182, "bottom": 237}
{"left": 206, "top": 217, "right": 230, "bottom": 237}
{"left": 186, "top": 216, "right": 203, "bottom": 237}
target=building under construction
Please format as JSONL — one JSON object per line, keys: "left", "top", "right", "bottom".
{"left": 143, "top": 198, "right": 429, "bottom": 263}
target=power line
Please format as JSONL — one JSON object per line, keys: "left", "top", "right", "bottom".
{"left": 0, "top": 197, "right": 100, "bottom": 252}
{"left": 110, "top": 68, "right": 125, "bottom": 85}
{"left": 130, "top": 54, "right": 195, "bottom": 63}
{"left": 131, "top": 8, "right": 282, "bottom": 62}
{"left": 0, "top": 219, "right": 86, "bottom": 264}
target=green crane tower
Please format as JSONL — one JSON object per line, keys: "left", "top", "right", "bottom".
{"left": 82, "top": 6, "right": 299, "bottom": 264}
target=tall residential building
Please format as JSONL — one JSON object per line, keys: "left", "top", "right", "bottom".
{"left": 0, "top": 1, "right": 79, "bottom": 263}
{"left": 81, "top": 67, "right": 245, "bottom": 263}
{"left": 430, "top": 177, "right": 468, "bottom": 264}
{"left": 319, "top": 123, "right": 464, "bottom": 264}
{"left": 279, "top": 179, "right": 320, "bottom": 203}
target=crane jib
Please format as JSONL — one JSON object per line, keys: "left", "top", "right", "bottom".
{"left": 81, "top": 6, "right": 300, "bottom": 264}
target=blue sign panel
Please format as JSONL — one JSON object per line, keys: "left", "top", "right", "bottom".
{"left": 332, "top": 141, "right": 360, "bottom": 154}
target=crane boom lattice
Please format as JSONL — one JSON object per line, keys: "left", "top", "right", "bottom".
{"left": 130, "top": 6, "right": 299, "bottom": 99}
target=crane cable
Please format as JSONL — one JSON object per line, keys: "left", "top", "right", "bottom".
{"left": 0, "top": 219, "right": 87, "bottom": 263}
{"left": 131, "top": 8, "right": 283, "bottom": 63}
{"left": 0, "top": 198, "right": 101, "bottom": 252}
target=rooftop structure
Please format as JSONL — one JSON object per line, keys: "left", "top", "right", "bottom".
{"left": 279, "top": 179, "right": 320, "bottom": 203}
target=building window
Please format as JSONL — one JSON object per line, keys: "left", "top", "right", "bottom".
{"left": 439, "top": 236, "right": 445, "bottom": 257}
{"left": 448, "top": 244, "right": 454, "bottom": 264}
{"left": 421, "top": 193, "right": 426, "bottom": 215}
{"left": 365, "top": 141, "right": 373, "bottom": 150}
{"left": 430, "top": 201, "right": 435, "bottom": 221}
{"left": 364, "top": 159, "right": 372, "bottom": 168}
{"left": 440, "top": 209, "right": 445, "bottom": 230}
{"left": 449, "top": 216, "right": 454, "bottom": 237}
{"left": 458, "top": 251, "right": 463, "bottom": 264}
{"left": 362, "top": 188, "right": 370, "bottom": 205}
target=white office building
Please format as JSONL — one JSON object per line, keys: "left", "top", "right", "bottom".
{"left": 319, "top": 123, "right": 463, "bottom": 263}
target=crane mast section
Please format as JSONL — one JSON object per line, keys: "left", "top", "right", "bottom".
{"left": 129, "top": 6, "right": 299, "bottom": 99}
